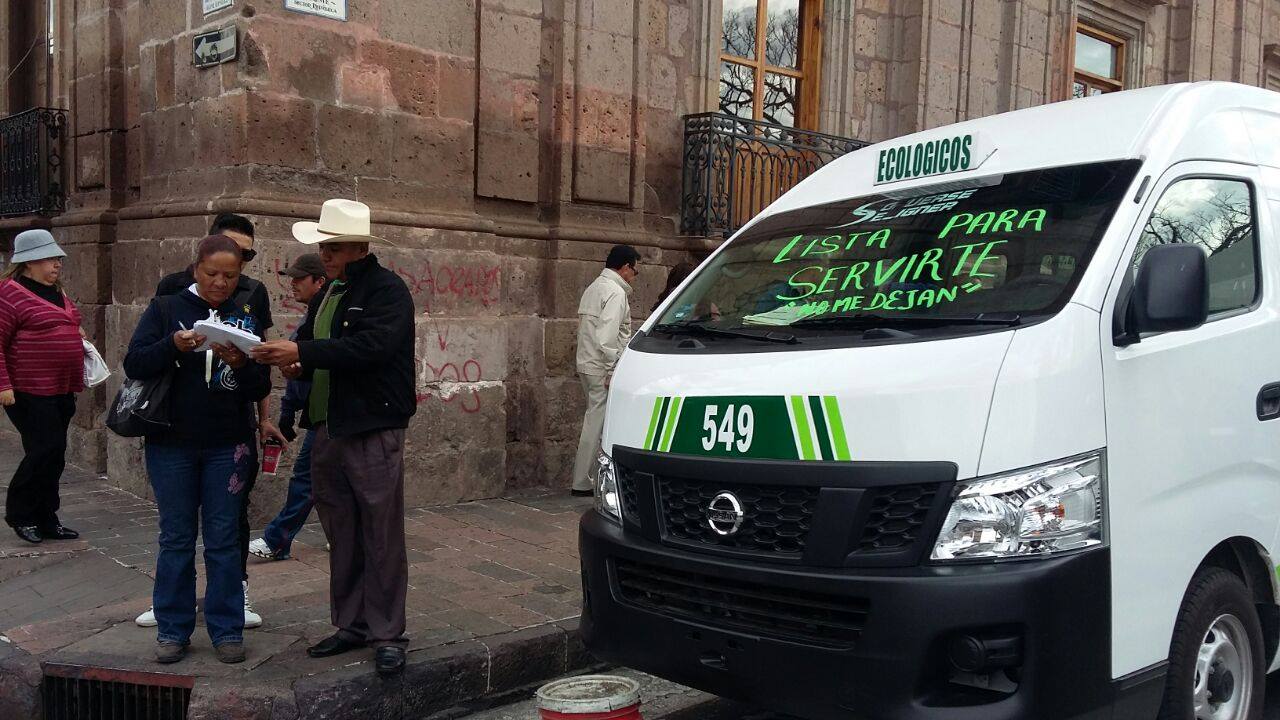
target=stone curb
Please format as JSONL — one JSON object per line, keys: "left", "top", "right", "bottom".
{"left": 0, "top": 641, "right": 43, "bottom": 720}
{"left": 181, "top": 617, "right": 596, "bottom": 720}
{"left": 0, "top": 618, "right": 596, "bottom": 720}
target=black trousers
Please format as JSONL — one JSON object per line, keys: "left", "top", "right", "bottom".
{"left": 311, "top": 425, "right": 408, "bottom": 647}
{"left": 4, "top": 392, "right": 76, "bottom": 529}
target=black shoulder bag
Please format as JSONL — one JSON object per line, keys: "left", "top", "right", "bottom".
{"left": 107, "top": 297, "right": 177, "bottom": 438}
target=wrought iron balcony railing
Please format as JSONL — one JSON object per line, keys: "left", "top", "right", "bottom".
{"left": 681, "top": 113, "right": 867, "bottom": 238}
{"left": 0, "top": 107, "right": 68, "bottom": 217}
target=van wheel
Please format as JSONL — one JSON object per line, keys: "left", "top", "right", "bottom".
{"left": 1158, "top": 568, "right": 1264, "bottom": 720}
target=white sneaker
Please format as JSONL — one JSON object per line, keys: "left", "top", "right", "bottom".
{"left": 135, "top": 607, "right": 157, "bottom": 627}
{"left": 243, "top": 581, "right": 263, "bottom": 629}
{"left": 137, "top": 604, "right": 199, "bottom": 627}
{"left": 248, "top": 538, "right": 286, "bottom": 560}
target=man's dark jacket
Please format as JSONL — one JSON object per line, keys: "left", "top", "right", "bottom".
{"left": 296, "top": 253, "right": 416, "bottom": 438}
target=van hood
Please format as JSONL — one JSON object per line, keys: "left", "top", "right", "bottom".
{"left": 604, "top": 331, "right": 1016, "bottom": 480}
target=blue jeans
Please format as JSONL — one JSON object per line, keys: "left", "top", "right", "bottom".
{"left": 261, "top": 430, "right": 316, "bottom": 556}
{"left": 145, "top": 442, "right": 251, "bottom": 647}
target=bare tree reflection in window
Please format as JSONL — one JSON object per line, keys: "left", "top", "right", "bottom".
{"left": 722, "top": 1, "right": 757, "bottom": 59}
{"left": 763, "top": 73, "right": 796, "bottom": 127}
{"left": 765, "top": 1, "right": 800, "bottom": 68}
{"left": 720, "top": 62, "right": 756, "bottom": 120}
{"left": 1136, "top": 178, "right": 1256, "bottom": 313}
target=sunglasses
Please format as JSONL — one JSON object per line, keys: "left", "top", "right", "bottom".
{"left": 241, "top": 248, "right": 257, "bottom": 262}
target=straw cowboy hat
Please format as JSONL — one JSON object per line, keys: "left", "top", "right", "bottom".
{"left": 291, "top": 199, "right": 387, "bottom": 245}
{"left": 10, "top": 229, "right": 67, "bottom": 263}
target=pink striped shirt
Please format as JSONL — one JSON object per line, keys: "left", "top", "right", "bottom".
{"left": 0, "top": 278, "right": 84, "bottom": 396}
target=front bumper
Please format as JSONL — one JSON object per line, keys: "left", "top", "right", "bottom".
{"left": 580, "top": 511, "right": 1163, "bottom": 720}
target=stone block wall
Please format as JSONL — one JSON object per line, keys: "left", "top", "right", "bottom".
{"left": 819, "top": 0, "right": 1280, "bottom": 142}
{"left": 4, "top": 0, "right": 1280, "bottom": 516}
{"left": 2, "top": 0, "right": 712, "bottom": 521}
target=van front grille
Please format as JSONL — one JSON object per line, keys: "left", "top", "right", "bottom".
{"left": 856, "top": 484, "right": 940, "bottom": 553}
{"left": 613, "top": 558, "right": 867, "bottom": 648}
{"left": 659, "top": 478, "right": 818, "bottom": 558}
{"left": 617, "top": 469, "right": 641, "bottom": 521}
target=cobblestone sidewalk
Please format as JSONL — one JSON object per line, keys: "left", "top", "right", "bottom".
{"left": 0, "top": 436, "right": 594, "bottom": 719}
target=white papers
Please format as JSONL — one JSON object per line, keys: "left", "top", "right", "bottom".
{"left": 741, "top": 304, "right": 810, "bottom": 326}
{"left": 192, "top": 319, "right": 262, "bottom": 354}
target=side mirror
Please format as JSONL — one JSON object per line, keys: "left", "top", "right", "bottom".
{"left": 1115, "top": 244, "right": 1209, "bottom": 347}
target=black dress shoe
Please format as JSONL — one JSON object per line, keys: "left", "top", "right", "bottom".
{"left": 375, "top": 646, "right": 405, "bottom": 676}
{"left": 13, "top": 526, "right": 41, "bottom": 544}
{"left": 306, "top": 633, "right": 364, "bottom": 658}
{"left": 39, "top": 524, "right": 79, "bottom": 540}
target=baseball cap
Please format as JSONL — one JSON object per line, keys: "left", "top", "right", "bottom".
{"left": 278, "top": 254, "right": 326, "bottom": 279}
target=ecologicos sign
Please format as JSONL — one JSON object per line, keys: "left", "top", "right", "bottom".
{"left": 874, "top": 132, "right": 994, "bottom": 185}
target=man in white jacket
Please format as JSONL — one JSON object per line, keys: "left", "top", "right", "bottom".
{"left": 572, "top": 245, "right": 640, "bottom": 495}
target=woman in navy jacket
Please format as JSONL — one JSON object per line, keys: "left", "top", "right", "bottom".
{"left": 123, "top": 235, "right": 271, "bottom": 665}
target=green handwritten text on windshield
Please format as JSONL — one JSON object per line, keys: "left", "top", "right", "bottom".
{"left": 767, "top": 207, "right": 1046, "bottom": 317}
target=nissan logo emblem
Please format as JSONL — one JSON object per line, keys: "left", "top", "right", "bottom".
{"left": 707, "top": 492, "right": 745, "bottom": 536}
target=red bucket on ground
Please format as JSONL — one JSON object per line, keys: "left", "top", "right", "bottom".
{"left": 536, "top": 675, "right": 643, "bottom": 720}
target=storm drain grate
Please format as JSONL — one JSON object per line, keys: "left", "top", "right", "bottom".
{"left": 42, "top": 663, "right": 193, "bottom": 720}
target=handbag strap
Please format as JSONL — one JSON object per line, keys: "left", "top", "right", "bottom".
{"left": 153, "top": 295, "right": 178, "bottom": 369}
{"left": 156, "top": 294, "right": 174, "bottom": 334}
{"left": 230, "top": 278, "right": 258, "bottom": 316}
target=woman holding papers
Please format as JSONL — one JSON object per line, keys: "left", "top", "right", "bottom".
{"left": 0, "top": 230, "right": 85, "bottom": 546}
{"left": 123, "top": 234, "right": 271, "bottom": 666}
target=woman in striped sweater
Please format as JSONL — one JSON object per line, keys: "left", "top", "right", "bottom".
{"left": 0, "top": 230, "right": 85, "bottom": 545}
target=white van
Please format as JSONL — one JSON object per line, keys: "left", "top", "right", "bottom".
{"left": 578, "top": 81, "right": 1280, "bottom": 720}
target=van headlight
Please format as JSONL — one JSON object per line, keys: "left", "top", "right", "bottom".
{"left": 931, "top": 452, "right": 1105, "bottom": 561}
{"left": 595, "top": 452, "right": 621, "bottom": 522}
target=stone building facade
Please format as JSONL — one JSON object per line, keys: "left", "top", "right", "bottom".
{"left": 1, "top": 0, "right": 1278, "bottom": 514}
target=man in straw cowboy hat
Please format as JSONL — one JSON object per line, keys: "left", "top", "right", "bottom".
{"left": 251, "top": 199, "right": 416, "bottom": 676}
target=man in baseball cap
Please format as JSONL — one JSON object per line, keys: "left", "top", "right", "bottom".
{"left": 248, "top": 254, "right": 328, "bottom": 565}
{"left": 278, "top": 253, "right": 326, "bottom": 282}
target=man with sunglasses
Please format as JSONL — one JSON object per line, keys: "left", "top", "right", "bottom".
{"left": 136, "top": 212, "right": 283, "bottom": 631}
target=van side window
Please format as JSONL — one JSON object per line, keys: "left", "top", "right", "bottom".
{"left": 1134, "top": 178, "right": 1258, "bottom": 315}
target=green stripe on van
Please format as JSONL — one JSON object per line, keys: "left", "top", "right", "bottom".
{"left": 789, "top": 395, "right": 817, "bottom": 460}
{"left": 808, "top": 395, "right": 833, "bottom": 461}
{"left": 642, "top": 397, "right": 664, "bottom": 451}
{"left": 658, "top": 397, "right": 683, "bottom": 452}
{"left": 823, "top": 396, "right": 851, "bottom": 461}
{"left": 649, "top": 397, "right": 672, "bottom": 450}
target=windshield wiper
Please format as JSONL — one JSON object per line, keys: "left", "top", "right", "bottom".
{"left": 653, "top": 322, "right": 799, "bottom": 344}
{"left": 790, "top": 313, "right": 1022, "bottom": 329}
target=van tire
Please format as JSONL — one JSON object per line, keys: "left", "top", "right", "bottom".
{"left": 1158, "top": 567, "right": 1264, "bottom": 720}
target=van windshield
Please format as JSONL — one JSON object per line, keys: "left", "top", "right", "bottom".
{"left": 650, "top": 160, "right": 1140, "bottom": 349}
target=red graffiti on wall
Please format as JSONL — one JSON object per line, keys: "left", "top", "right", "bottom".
{"left": 414, "top": 316, "right": 485, "bottom": 413}
{"left": 417, "top": 359, "right": 484, "bottom": 413}
{"left": 267, "top": 258, "right": 496, "bottom": 413}
{"left": 389, "top": 261, "right": 501, "bottom": 313}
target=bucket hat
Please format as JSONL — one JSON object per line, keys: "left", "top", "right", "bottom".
{"left": 291, "top": 199, "right": 387, "bottom": 245}
{"left": 10, "top": 229, "right": 67, "bottom": 264}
